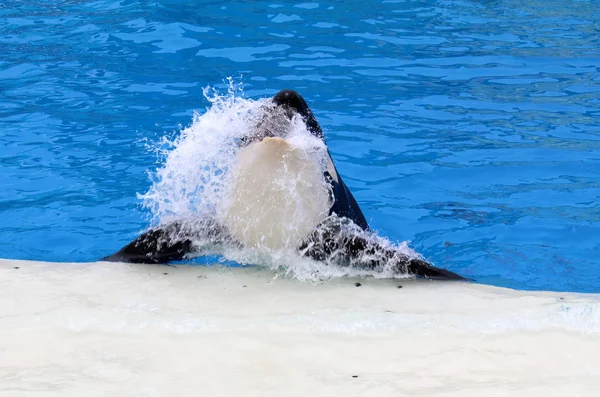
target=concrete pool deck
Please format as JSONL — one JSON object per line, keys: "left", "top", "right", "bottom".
{"left": 1, "top": 259, "right": 599, "bottom": 396}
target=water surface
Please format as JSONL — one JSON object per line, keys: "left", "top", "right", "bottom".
{"left": 1, "top": 0, "right": 599, "bottom": 292}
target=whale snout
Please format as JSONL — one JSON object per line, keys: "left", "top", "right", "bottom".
{"left": 272, "top": 89, "right": 324, "bottom": 140}
{"left": 240, "top": 90, "right": 325, "bottom": 147}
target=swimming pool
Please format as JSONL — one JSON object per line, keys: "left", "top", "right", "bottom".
{"left": 1, "top": 0, "right": 599, "bottom": 292}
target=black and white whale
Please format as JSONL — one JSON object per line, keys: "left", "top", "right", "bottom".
{"left": 103, "top": 90, "right": 466, "bottom": 281}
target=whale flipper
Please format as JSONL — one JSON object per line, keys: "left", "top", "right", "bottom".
{"left": 299, "top": 216, "right": 467, "bottom": 281}
{"left": 102, "top": 219, "right": 232, "bottom": 264}
{"left": 102, "top": 222, "right": 192, "bottom": 263}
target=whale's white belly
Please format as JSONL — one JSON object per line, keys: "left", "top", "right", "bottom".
{"left": 222, "top": 137, "right": 331, "bottom": 250}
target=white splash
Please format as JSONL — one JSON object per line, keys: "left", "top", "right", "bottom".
{"left": 140, "top": 82, "right": 265, "bottom": 222}
{"left": 140, "top": 81, "right": 422, "bottom": 281}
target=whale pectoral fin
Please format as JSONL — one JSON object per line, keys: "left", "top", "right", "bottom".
{"left": 102, "top": 221, "right": 193, "bottom": 264}
{"left": 102, "top": 219, "right": 234, "bottom": 264}
{"left": 344, "top": 236, "right": 469, "bottom": 281}
{"left": 299, "top": 217, "right": 470, "bottom": 281}
{"left": 392, "top": 255, "right": 470, "bottom": 281}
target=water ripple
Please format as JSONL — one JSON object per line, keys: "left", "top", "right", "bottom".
{"left": 1, "top": 0, "right": 599, "bottom": 292}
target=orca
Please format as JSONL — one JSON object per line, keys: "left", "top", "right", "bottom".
{"left": 103, "top": 90, "right": 466, "bottom": 281}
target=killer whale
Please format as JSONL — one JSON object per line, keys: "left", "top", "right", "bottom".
{"left": 103, "top": 90, "right": 466, "bottom": 281}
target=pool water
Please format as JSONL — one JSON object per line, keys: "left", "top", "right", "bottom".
{"left": 1, "top": 0, "right": 599, "bottom": 292}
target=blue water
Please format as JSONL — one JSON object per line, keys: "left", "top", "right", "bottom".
{"left": 1, "top": 0, "right": 599, "bottom": 292}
